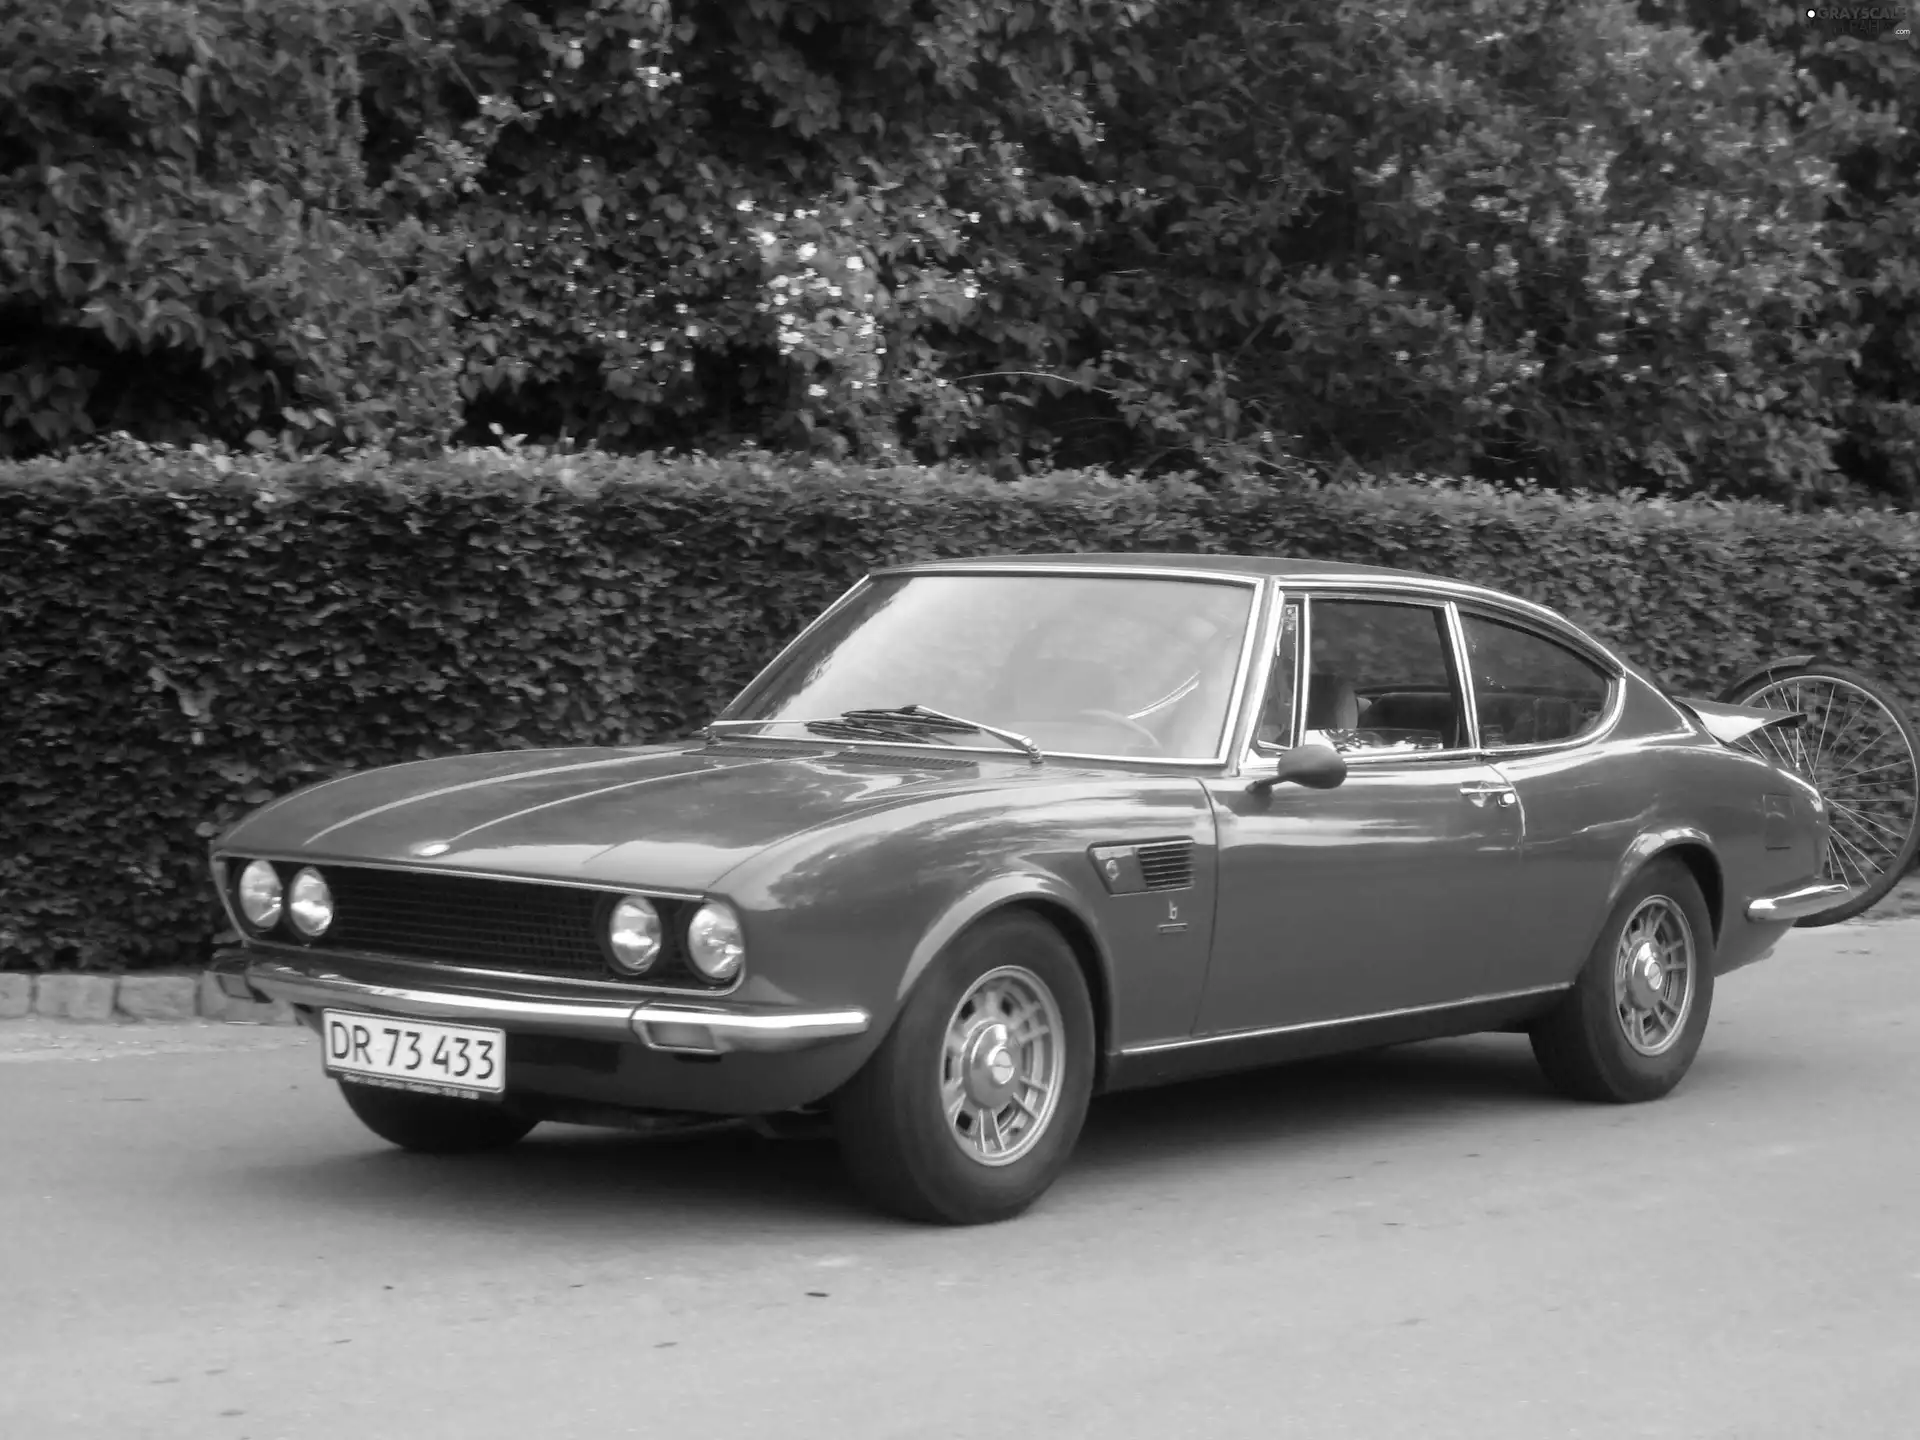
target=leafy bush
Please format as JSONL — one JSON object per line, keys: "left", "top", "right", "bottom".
{"left": 5, "top": 446, "right": 1920, "bottom": 970}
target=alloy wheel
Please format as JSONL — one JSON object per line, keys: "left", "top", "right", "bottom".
{"left": 939, "top": 965, "right": 1066, "bottom": 1167}
{"left": 1613, "top": 896, "right": 1696, "bottom": 1058}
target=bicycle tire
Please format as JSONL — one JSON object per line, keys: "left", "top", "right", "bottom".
{"left": 1717, "top": 662, "right": 1920, "bottom": 926}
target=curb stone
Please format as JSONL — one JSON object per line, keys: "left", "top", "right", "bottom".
{"left": 35, "top": 974, "right": 117, "bottom": 1022}
{"left": 0, "top": 972, "right": 297, "bottom": 1024}
{"left": 0, "top": 974, "right": 30, "bottom": 1019}
{"left": 116, "top": 974, "right": 200, "bottom": 1021}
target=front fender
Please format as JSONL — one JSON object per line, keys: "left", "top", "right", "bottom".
{"left": 895, "top": 871, "right": 1114, "bottom": 1010}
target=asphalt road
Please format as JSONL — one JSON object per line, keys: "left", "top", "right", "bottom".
{"left": 4, "top": 920, "right": 1918, "bottom": 1440}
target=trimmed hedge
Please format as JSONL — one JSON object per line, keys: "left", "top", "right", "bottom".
{"left": 4, "top": 445, "right": 1919, "bottom": 971}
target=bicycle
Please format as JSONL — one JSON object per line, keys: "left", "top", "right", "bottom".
{"left": 1717, "top": 655, "right": 1920, "bottom": 926}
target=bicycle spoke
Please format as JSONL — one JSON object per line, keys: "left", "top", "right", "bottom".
{"left": 1821, "top": 756, "right": 1918, "bottom": 788}
{"left": 1827, "top": 825, "right": 1881, "bottom": 886}
{"left": 1829, "top": 801, "right": 1908, "bottom": 845}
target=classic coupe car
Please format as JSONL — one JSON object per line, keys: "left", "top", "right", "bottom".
{"left": 208, "top": 555, "right": 1846, "bottom": 1224}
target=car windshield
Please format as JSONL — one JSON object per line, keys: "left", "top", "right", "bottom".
{"left": 724, "top": 572, "right": 1258, "bottom": 760}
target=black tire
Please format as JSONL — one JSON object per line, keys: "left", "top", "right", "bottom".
{"left": 1718, "top": 661, "right": 1920, "bottom": 926}
{"left": 1530, "top": 858, "right": 1716, "bottom": 1104}
{"left": 338, "top": 1080, "right": 538, "bottom": 1154}
{"left": 832, "top": 911, "right": 1096, "bottom": 1225}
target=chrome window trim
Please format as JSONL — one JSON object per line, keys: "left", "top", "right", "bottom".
{"left": 876, "top": 562, "right": 1634, "bottom": 673}
{"left": 1444, "top": 601, "right": 1481, "bottom": 757}
{"left": 1451, "top": 604, "right": 1628, "bottom": 760}
{"left": 873, "top": 561, "right": 1270, "bottom": 586}
{"left": 1118, "top": 982, "right": 1573, "bottom": 1057}
{"left": 1232, "top": 583, "right": 1288, "bottom": 767}
{"left": 716, "top": 574, "right": 877, "bottom": 724}
{"left": 1297, "top": 589, "right": 1312, "bottom": 750}
{"left": 1236, "top": 584, "right": 1310, "bottom": 768}
{"left": 1374, "top": 580, "right": 1626, "bottom": 677}
{"left": 1294, "top": 589, "right": 1485, "bottom": 769}
{"left": 718, "top": 567, "right": 1265, "bottom": 768}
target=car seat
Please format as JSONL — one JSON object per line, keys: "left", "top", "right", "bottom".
{"left": 1304, "top": 672, "right": 1361, "bottom": 732}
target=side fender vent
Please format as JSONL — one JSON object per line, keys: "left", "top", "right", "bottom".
{"left": 1136, "top": 840, "right": 1195, "bottom": 890}
{"left": 1089, "top": 839, "right": 1195, "bottom": 895}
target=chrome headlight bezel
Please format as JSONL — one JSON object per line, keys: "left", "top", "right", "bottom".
{"left": 236, "top": 859, "right": 284, "bottom": 932}
{"left": 606, "top": 894, "right": 665, "bottom": 975}
{"left": 686, "top": 900, "right": 746, "bottom": 983}
{"left": 286, "top": 866, "right": 335, "bottom": 939}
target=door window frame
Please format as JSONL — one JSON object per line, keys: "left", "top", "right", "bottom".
{"left": 1238, "top": 585, "right": 1488, "bottom": 771}
{"left": 1453, "top": 603, "right": 1626, "bottom": 757}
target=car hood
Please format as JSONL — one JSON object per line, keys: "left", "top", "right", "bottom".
{"left": 219, "top": 742, "right": 1050, "bottom": 893}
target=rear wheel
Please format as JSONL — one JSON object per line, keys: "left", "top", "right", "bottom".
{"left": 832, "top": 911, "right": 1095, "bottom": 1225}
{"left": 1530, "top": 859, "right": 1715, "bottom": 1104}
{"left": 1719, "top": 662, "right": 1920, "bottom": 925}
{"left": 338, "top": 1081, "right": 538, "bottom": 1154}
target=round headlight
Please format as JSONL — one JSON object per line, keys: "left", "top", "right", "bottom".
{"left": 607, "top": 895, "right": 663, "bottom": 975}
{"left": 287, "top": 867, "right": 334, "bottom": 938}
{"left": 237, "top": 860, "right": 283, "bottom": 930}
{"left": 686, "top": 901, "right": 746, "bottom": 983}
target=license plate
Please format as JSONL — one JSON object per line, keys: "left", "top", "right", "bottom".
{"left": 322, "top": 1011, "right": 506, "bottom": 1100}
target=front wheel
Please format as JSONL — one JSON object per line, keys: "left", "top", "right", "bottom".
{"left": 832, "top": 911, "right": 1095, "bottom": 1225}
{"left": 1719, "top": 662, "right": 1920, "bottom": 926}
{"left": 339, "top": 1080, "right": 539, "bottom": 1154}
{"left": 1530, "top": 858, "right": 1715, "bottom": 1104}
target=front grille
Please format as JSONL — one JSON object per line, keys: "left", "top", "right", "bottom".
{"left": 293, "top": 865, "right": 716, "bottom": 989}
{"left": 1135, "top": 840, "right": 1195, "bottom": 891}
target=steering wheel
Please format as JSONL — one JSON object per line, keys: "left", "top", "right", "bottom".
{"left": 1069, "top": 709, "right": 1165, "bottom": 754}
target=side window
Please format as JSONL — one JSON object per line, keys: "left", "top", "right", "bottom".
{"left": 1304, "top": 599, "right": 1466, "bottom": 753}
{"left": 1251, "top": 601, "right": 1300, "bottom": 751}
{"left": 1461, "top": 613, "right": 1613, "bottom": 748}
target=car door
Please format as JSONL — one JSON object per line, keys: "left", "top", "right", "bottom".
{"left": 1455, "top": 603, "right": 1636, "bottom": 984}
{"left": 1196, "top": 588, "right": 1529, "bottom": 1035}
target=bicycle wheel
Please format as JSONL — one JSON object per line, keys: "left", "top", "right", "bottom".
{"left": 1718, "top": 663, "right": 1920, "bottom": 926}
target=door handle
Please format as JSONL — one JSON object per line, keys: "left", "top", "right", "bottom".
{"left": 1459, "top": 781, "right": 1517, "bottom": 809}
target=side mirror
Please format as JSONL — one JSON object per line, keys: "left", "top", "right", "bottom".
{"left": 1245, "top": 743, "right": 1348, "bottom": 796}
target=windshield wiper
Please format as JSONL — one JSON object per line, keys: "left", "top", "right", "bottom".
{"left": 706, "top": 716, "right": 947, "bottom": 746}
{"left": 839, "top": 705, "right": 1043, "bottom": 765}
{"left": 806, "top": 715, "right": 958, "bottom": 746}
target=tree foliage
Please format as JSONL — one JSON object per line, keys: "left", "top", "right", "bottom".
{"left": 0, "top": 0, "right": 464, "bottom": 455}
{"left": 1, "top": 0, "right": 1915, "bottom": 501}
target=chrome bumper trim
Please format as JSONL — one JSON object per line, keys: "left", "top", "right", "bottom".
{"left": 630, "top": 1004, "right": 873, "bottom": 1055}
{"left": 1745, "top": 880, "right": 1854, "bottom": 924}
{"left": 233, "top": 956, "right": 870, "bottom": 1054}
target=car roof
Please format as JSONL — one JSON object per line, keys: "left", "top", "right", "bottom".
{"left": 884, "top": 551, "right": 1466, "bottom": 588}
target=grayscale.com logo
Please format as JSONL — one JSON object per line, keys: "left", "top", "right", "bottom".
{"left": 1805, "top": 5, "right": 1913, "bottom": 37}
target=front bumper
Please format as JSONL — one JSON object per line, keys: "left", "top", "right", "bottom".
{"left": 1745, "top": 879, "right": 1854, "bottom": 924}
{"left": 210, "top": 950, "right": 871, "bottom": 1057}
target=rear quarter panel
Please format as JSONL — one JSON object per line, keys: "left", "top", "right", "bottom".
{"left": 1496, "top": 676, "right": 1821, "bottom": 984}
